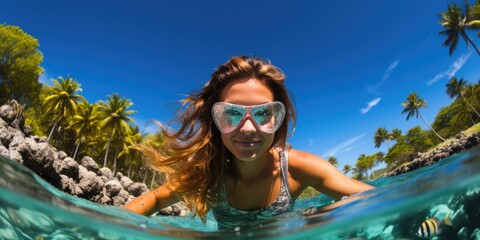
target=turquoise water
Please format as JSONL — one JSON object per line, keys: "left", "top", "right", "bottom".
{"left": 1, "top": 146, "right": 480, "bottom": 239}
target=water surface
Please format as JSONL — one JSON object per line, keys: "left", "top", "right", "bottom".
{"left": 1, "top": 146, "right": 479, "bottom": 239}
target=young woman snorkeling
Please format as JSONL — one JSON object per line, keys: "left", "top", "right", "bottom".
{"left": 124, "top": 56, "right": 373, "bottom": 230}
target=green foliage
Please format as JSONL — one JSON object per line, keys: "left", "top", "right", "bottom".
{"left": 342, "top": 164, "right": 352, "bottom": 174}
{"left": 433, "top": 102, "right": 474, "bottom": 139}
{"left": 2, "top": 24, "right": 158, "bottom": 186}
{"left": 97, "top": 93, "right": 137, "bottom": 167}
{"left": 23, "top": 85, "right": 50, "bottom": 136}
{"left": 68, "top": 101, "right": 101, "bottom": 160}
{"left": 401, "top": 92, "right": 427, "bottom": 121}
{"left": 402, "top": 92, "right": 446, "bottom": 142}
{"left": 352, "top": 153, "right": 381, "bottom": 180}
{"left": 374, "top": 127, "right": 390, "bottom": 148}
{"left": 327, "top": 156, "right": 339, "bottom": 167}
{"left": 439, "top": 1, "right": 480, "bottom": 55}
{"left": 384, "top": 141, "right": 416, "bottom": 169}
{"left": 404, "top": 126, "right": 435, "bottom": 152}
{"left": 0, "top": 24, "right": 44, "bottom": 106}
{"left": 433, "top": 78, "right": 480, "bottom": 140}
{"left": 43, "top": 76, "right": 86, "bottom": 141}
{"left": 389, "top": 128, "right": 403, "bottom": 142}
{"left": 298, "top": 186, "right": 320, "bottom": 199}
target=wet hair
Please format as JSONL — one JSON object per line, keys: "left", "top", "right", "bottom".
{"left": 137, "top": 56, "right": 296, "bottom": 222}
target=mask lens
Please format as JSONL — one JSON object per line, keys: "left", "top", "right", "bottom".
{"left": 224, "top": 105, "right": 245, "bottom": 128}
{"left": 212, "top": 103, "right": 246, "bottom": 133}
{"left": 251, "top": 102, "right": 285, "bottom": 133}
{"left": 212, "top": 102, "right": 285, "bottom": 133}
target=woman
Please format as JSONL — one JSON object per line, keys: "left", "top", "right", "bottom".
{"left": 124, "top": 56, "right": 373, "bottom": 230}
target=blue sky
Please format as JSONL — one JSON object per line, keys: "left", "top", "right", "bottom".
{"left": 2, "top": 0, "right": 479, "bottom": 171}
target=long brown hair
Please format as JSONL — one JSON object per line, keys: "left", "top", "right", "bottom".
{"left": 137, "top": 56, "right": 296, "bottom": 222}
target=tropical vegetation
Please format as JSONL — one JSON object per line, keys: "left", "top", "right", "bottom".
{"left": 0, "top": 23, "right": 160, "bottom": 187}
{"left": 439, "top": 0, "right": 480, "bottom": 56}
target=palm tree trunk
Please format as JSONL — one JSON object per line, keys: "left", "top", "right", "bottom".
{"left": 128, "top": 163, "right": 132, "bottom": 178}
{"left": 464, "top": 32, "right": 480, "bottom": 56}
{"left": 418, "top": 110, "right": 445, "bottom": 141}
{"left": 103, "top": 129, "right": 114, "bottom": 168}
{"left": 113, "top": 148, "right": 118, "bottom": 176}
{"left": 72, "top": 131, "right": 84, "bottom": 161}
{"left": 463, "top": 98, "right": 480, "bottom": 118}
{"left": 47, "top": 119, "right": 59, "bottom": 141}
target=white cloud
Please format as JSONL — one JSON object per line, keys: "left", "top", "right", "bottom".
{"left": 426, "top": 52, "right": 472, "bottom": 86}
{"left": 382, "top": 60, "right": 399, "bottom": 83}
{"left": 360, "top": 97, "right": 381, "bottom": 114}
{"left": 426, "top": 73, "right": 445, "bottom": 86}
{"left": 367, "top": 60, "right": 399, "bottom": 93}
{"left": 322, "top": 133, "right": 366, "bottom": 157}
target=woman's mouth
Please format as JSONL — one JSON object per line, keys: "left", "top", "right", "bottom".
{"left": 235, "top": 140, "right": 261, "bottom": 147}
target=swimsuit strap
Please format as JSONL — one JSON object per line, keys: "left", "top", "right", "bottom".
{"left": 277, "top": 147, "right": 294, "bottom": 202}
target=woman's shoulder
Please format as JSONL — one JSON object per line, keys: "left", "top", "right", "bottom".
{"left": 285, "top": 149, "right": 332, "bottom": 178}
{"left": 287, "top": 149, "right": 327, "bottom": 167}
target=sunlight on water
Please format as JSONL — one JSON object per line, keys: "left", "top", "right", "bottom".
{"left": 1, "top": 145, "right": 479, "bottom": 239}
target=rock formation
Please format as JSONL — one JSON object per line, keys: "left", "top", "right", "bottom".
{"left": 0, "top": 104, "right": 188, "bottom": 216}
{"left": 383, "top": 131, "right": 480, "bottom": 177}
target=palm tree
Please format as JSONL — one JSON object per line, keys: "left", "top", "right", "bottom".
{"left": 354, "top": 154, "right": 369, "bottom": 180}
{"left": 109, "top": 133, "right": 125, "bottom": 175}
{"left": 452, "top": 101, "right": 477, "bottom": 125}
{"left": 465, "top": 81, "right": 480, "bottom": 108}
{"left": 439, "top": 1, "right": 480, "bottom": 56}
{"left": 97, "top": 94, "right": 137, "bottom": 168}
{"left": 374, "top": 127, "right": 391, "bottom": 148}
{"left": 327, "top": 156, "right": 339, "bottom": 167}
{"left": 43, "top": 76, "right": 85, "bottom": 141}
{"left": 389, "top": 128, "right": 403, "bottom": 142}
{"left": 465, "top": 82, "right": 480, "bottom": 122}
{"left": 119, "top": 127, "right": 144, "bottom": 178}
{"left": 401, "top": 92, "right": 445, "bottom": 142}
{"left": 68, "top": 101, "right": 100, "bottom": 160}
{"left": 373, "top": 152, "right": 385, "bottom": 177}
{"left": 343, "top": 164, "right": 352, "bottom": 175}
{"left": 469, "top": 0, "right": 480, "bottom": 37}
{"left": 446, "top": 77, "right": 480, "bottom": 118}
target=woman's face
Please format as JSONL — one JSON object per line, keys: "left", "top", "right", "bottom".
{"left": 218, "top": 77, "right": 276, "bottom": 162}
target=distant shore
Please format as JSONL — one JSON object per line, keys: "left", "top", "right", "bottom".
{"left": 382, "top": 131, "right": 480, "bottom": 177}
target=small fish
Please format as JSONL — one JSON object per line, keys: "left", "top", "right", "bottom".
{"left": 416, "top": 215, "right": 452, "bottom": 238}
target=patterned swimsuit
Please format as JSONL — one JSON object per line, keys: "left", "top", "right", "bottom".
{"left": 211, "top": 149, "right": 295, "bottom": 230}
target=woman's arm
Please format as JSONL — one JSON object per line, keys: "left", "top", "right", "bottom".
{"left": 289, "top": 149, "right": 374, "bottom": 201}
{"left": 124, "top": 185, "right": 180, "bottom": 215}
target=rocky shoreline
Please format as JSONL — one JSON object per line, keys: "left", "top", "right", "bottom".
{"left": 383, "top": 131, "right": 480, "bottom": 177}
{"left": 0, "top": 104, "right": 188, "bottom": 217}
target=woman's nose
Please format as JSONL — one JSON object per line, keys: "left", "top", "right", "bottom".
{"left": 239, "top": 118, "right": 257, "bottom": 134}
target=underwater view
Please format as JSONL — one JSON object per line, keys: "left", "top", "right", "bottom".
{"left": 1, "top": 145, "right": 479, "bottom": 239}
{"left": 2, "top": 1, "right": 480, "bottom": 240}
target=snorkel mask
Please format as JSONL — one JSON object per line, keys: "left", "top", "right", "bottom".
{"left": 211, "top": 101, "right": 285, "bottom": 133}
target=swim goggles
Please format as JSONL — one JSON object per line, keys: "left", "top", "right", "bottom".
{"left": 211, "top": 101, "right": 286, "bottom": 133}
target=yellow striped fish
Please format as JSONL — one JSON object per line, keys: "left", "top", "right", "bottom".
{"left": 416, "top": 215, "right": 452, "bottom": 238}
